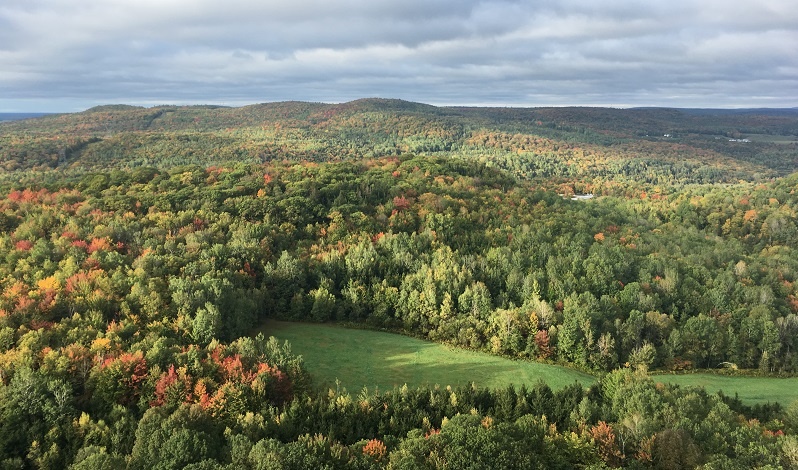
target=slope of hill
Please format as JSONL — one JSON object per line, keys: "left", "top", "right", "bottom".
{"left": 2, "top": 100, "right": 796, "bottom": 184}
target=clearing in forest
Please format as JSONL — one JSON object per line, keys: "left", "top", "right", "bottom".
{"left": 258, "top": 320, "right": 798, "bottom": 405}
{"left": 257, "top": 320, "right": 593, "bottom": 392}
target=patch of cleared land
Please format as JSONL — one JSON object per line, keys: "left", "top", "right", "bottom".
{"left": 743, "top": 134, "right": 798, "bottom": 144}
{"left": 651, "top": 373, "right": 798, "bottom": 405}
{"left": 257, "top": 320, "right": 593, "bottom": 392}
{"left": 258, "top": 320, "right": 798, "bottom": 404}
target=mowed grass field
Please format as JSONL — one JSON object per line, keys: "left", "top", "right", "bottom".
{"left": 651, "top": 374, "right": 798, "bottom": 405}
{"left": 744, "top": 133, "right": 798, "bottom": 144}
{"left": 256, "top": 320, "right": 594, "bottom": 392}
{"left": 257, "top": 320, "right": 798, "bottom": 404}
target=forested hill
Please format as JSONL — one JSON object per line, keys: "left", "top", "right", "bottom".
{"left": 3, "top": 100, "right": 798, "bottom": 468}
{"left": 2, "top": 99, "right": 797, "bottom": 183}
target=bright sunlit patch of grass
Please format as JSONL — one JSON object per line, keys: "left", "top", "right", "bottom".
{"left": 256, "top": 320, "right": 593, "bottom": 393}
{"left": 256, "top": 320, "right": 798, "bottom": 405}
{"left": 652, "top": 373, "right": 798, "bottom": 405}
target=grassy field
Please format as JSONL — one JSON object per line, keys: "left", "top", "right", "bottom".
{"left": 256, "top": 320, "right": 798, "bottom": 404}
{"left": 744, "top": 133, "right": 798, "bottom": 144}
{"left": 651, "top": 373, "right": 798, "bottom": 405}
{"left": 256, "top": 320, "right": 594, "bottom": 392}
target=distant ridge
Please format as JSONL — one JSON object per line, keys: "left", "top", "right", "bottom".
{"left": 630, "top": 107, "right": 798, "bottom": 116}
{"left": 82, "top": 104, "right": 144, "bottom": 113}
{"left": 2, "top": 98, "right": 796, "bottom": 178}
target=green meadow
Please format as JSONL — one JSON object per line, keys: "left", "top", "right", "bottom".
{"left": 651, "top": 373, "right": 798, "bottom": 405}
{"left": 257, "top": 320, "right": 594, "bottom": 392}
{"left": 258, "top": 320, "right": 798, "bottom": 405}
{"left": 743, "top": 133, "right": 798, "bottom": 144}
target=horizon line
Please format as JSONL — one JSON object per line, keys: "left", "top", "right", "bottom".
{"left": 3, "top": 97, "right": 798, "bottom": 115}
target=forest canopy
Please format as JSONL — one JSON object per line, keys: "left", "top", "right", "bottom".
{"left": 1, "top": 101, "right": 798, "bottom": 468}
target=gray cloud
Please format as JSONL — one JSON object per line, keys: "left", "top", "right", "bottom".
{"left": 1, "top": 0, "right": 796, "bottom": 111}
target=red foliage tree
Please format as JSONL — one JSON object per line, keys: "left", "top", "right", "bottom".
{"left": 534, "top": 330, "right": 553, "bottom": 359}
{"left": 14, "top": 240, "right": 33, "bottom": 251}
{"left": 393, "top": 195, "right": 411, "bottom": 211}
{"left": 589, "top": 421, "right": 623, "bottom": 466}
{"left": 362, "top": 439, "right": 387, "bottom": 461}
{"left": 151, "top": 364, "right": 193, "bottom": 407}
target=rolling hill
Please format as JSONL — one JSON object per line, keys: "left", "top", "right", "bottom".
{"left": 2, "top": 100, "right": 796, "bottom": 184}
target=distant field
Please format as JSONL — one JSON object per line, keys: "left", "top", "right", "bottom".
{"left": 744, "top": 134, "right": 798, "bottom": 144}
{"left": 256, "top": 320, "right": 594, "bottom": 392}
{"left": 652, "top": 373, "right": 798, "bottom": 405}
{"left": 256, "top": 320, "right": 798, "bottom": 404}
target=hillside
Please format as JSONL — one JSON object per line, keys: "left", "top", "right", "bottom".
{"left": 2, "top": 100, "right": 796, "bottom": 185}
{"left": 2, "top": 100, "right": 798, "bottom": 468}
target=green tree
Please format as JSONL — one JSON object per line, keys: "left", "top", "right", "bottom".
{"left": 192, "top": 302, "right": 221, "bottom": 345}
{"left": 129, "top": 405, "right": 223, "bottom": 470}
{"left": 559, "top": 292, "right": 600, "bottom": 366}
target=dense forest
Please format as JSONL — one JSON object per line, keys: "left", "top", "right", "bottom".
{"left": 1, "top": 101, "right": 798, "bottom": 468}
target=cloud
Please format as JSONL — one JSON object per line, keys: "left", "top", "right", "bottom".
{"left": 1, "top": 0, "right": 796, "bottom": 111}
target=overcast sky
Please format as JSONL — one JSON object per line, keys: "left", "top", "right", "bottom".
{"left": 1, "top": 0, "right": 797, "bottom": 112}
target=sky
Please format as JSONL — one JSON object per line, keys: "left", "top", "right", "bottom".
{"left": 1, "top": 0, "right": 797, "bottom": 112}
